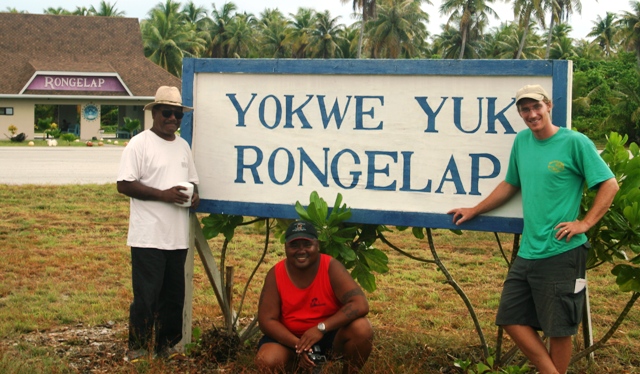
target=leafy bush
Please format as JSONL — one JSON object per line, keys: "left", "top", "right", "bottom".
{"left": 60, "top": 133, "right": 76, "bottom": 144}
{"left": 572, "top": 53, "right": 640, "bottom": 144}
{"left": 584, "top": 132, "right": 640, "bottom": 289}
{"left": 101, "top": 125, "right": 117, "bottom": 133}
{"left": 294, "top": 192, "right": 389, "bottom": 292}
{"left": 100, "top": 105, "right": 118, "bottom": 127}
{"left": 46, "top": 124, "right": 61, "bottom": 139}
{"left": 123, "top": 117, "right": 141, "bottom": 136}
{"left": 36, "top": 117, "right": 53, "bottom": 133}
{"left": 200, "top": 192, "right": 389, "bottom": 293}
{"left": 454, "top": 355, "right": 529, "bottom": 374}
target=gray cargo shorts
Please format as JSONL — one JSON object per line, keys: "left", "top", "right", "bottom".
{"left": 495, "top": 243, "right": 589, "bottom": 337}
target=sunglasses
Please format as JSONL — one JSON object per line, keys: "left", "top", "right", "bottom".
{"left": 161, "top": 109, "right": 184, "bottom": 119}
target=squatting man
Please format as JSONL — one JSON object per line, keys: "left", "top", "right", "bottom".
{"left": 255, "top": 221, "right": 373, "bottom": 373}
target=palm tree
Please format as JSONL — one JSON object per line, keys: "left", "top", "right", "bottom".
{"left": 260, "top": 10, "right": 291, "bottom": 58}
{"left": 573, "top": 38, "right": 605, "bottom": 60}
{"left": 225, "top": 13, "right": 257, "bottom": 58}
{"left": 512, "top": 0, "right": 545, "bottom": 59}
{"left": 482, "top": 22, "right": 528, "bottom": 59}
{"left": 367, "top": 0, "right": 429, "bottom": 59}
{"left": 142, "top": 0, "right": 206, "bottom": 76}
{"left": 433, "top": 23, "right": 482, "bottom": 59}
{"left": 602, "top": 73, "right": 640, "bottom": 143}
{"left": 338, "top": 23, "right": 361, "bottom": 58}
{"left": 548, "top": 21, "right": 572, "bottom": 40}
{"left": 287, "top": 8, "right": 316, "bottom": 58}
{"left": 179, "top": 1, "right": 213, "bottom": 58}
{"left": 402, "top": 0, "right": 431, "bottom": 58}
{"left": 207, "top": 2, "right": 238, "bottom": 58}
{"left": 308, "top": 10, "right": 345, "bottom": 58}
{"left": 43, "top": 7, "right": 71, "bottom": 15}
{"left": 587, "top": 12, "right": 619, "bottom": 57}
{"left": 547, "top": 23, "right": 575, "bottom": 59}
{"left": 181, "top": 1, "right": 209, "bottom": 25}
{"left": 89, "top": 1, "right": 125, "bottom": 17}
{"left": 259, "top": 8, "right": 285, "bottom": 23}
{"left": 543, "top": 0, "right": 581, "bottom": 58}
{"left": 549, "top": 35, "right": 575, "bottom": 59}
{"left": 70, "top": 6, "right": 90, "bottom": 16}
{"left": 440, "top": 0, "right": 497, "bottom": 59}
{"left": 4, "top": 7, "right": 26, "bottom": 13}
{"left": 340, "top": 0, "right": 378, "bottom": 58}
{"left": 617, "top": 1, "right": 640, "bottom": 64}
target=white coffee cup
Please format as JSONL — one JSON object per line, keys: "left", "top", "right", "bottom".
{"left": 175, "top": 182, "right": 194, "bottom": 207}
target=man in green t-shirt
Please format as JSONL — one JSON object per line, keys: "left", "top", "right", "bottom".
{"left": 448, "top": 85, "right": 619, "bottom": 374}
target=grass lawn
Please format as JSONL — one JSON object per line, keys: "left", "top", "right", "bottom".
{"left": 0, "top": 138, "right": 127, "bottom": 147}
{"left": 0, "top": 184, "right": 638, "bottom": 373}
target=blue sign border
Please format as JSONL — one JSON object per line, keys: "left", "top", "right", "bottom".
{"left": 181, "top": 59, "right": 571, "bottom": 234}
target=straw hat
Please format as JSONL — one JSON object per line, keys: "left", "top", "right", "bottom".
{"left": 143, "top": 86, "right": 193, "bottom": 112}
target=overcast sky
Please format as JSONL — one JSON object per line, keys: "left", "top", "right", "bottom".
{"left": 1, "top": 0, "right": 631, "bottom": 41}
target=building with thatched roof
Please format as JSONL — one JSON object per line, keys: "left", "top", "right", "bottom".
{"left": 0, "top": 12, "right": 181, "bottom": 140}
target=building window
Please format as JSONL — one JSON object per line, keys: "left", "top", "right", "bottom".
{"left": 0, "top": 107, "right": 13, "bottom": 115}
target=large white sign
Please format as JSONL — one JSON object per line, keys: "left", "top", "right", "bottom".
{"left": 181, "top": 60, "right": 572, "bottom": 233}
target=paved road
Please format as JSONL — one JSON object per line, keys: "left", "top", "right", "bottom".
{"left": 0, "top": 146, "right": 123, "bottom": 185}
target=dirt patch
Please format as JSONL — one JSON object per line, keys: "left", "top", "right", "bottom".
{"left": 4, "top": 322, "right": 125, "bottom": 373}
{"left": 2, "top": 322, "right": 237, "bottom": 373}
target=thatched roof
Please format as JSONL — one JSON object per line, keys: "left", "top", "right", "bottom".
{"left": 0, "top": 13, "right": 181, "bottom": 97}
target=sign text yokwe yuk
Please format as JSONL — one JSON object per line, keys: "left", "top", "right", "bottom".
{"left": 226, "top": 93, "right": 516, "bottom": 196}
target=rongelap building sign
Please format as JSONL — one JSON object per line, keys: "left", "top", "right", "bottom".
{"left": 24, "top": 73, "right": 129, "bottom": 93}
{"left": 181, "top": 59, "right": 572, "bottom": 234}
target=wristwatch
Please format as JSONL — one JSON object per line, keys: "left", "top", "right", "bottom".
{"left": 317, "top": 322, "right": 326, "bottom": 334}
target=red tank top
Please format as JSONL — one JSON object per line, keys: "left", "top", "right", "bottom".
{"left": 275, "top": 254, "right": 341, "bottom": 337}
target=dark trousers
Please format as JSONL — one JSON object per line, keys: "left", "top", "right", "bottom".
{"left": 128, "top": 247, "right": 187, "bottom": 352}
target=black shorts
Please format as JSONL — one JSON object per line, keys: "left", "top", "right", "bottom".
{"left": 257, "top": 329, "right": 338, "bottom": 357}
{"left": 495, "top": 244, "right": 588, "bottom": 337}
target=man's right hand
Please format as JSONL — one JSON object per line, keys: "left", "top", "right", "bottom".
{"left": 297, "top": 350, "right": 318, "bottom": 370}
{"left": 447, "top": 207, "right": 477, "bottom": 225}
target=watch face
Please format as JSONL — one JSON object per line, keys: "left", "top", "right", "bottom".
{"left": 317, "top": 322, "right": 326, "bottom": 332}
{"left": 83, "top": 104, "right": 99, "bottom": 121}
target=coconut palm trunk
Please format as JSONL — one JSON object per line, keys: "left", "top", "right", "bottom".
{"left": 544, "top": 12, "right": 554, "bottom": 58}
{"left": 516, "top": 11, "right": 531, "bottom": 59}
{"left": 459, "top": 26, "right": 468, "bottom": 59}
{"left": 341, "top": 0, "right": 377, "bottom": 59}
{"left": 358, "top": 18, "right": 365, "bottom": 58}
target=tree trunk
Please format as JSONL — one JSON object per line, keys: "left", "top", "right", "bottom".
{"left": 357, "top": 11, "right": 365, "bottom": 59}
{"left": 545, "top": 13, "right": 555, "bottom": 59}
{"left": 516, "top": 11, "right": 531, "bottom": 60}
{"left": 426, "top": 229, "right": 489, "bottom": 357}
{"left": 459, "top": 27, "right": 468, "bottom": 59}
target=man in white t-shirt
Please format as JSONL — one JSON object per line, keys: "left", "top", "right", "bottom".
{"left": 117, "top": 86, "right": 200, "bottom": 362}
